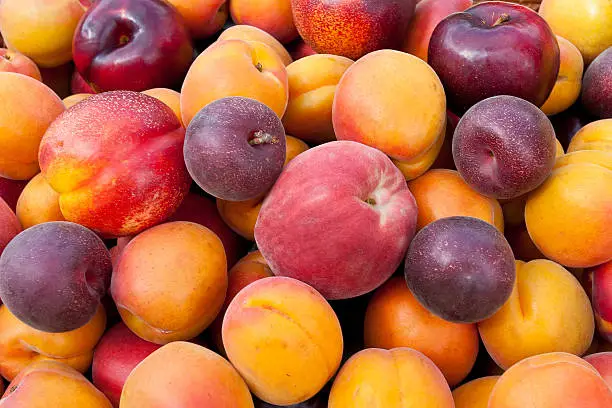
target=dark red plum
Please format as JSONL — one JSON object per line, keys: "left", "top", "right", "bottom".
{"left": 428, "top": 1, "right": 560, "bottom": 113}
{"left": 0, "top": 176, "right": 27, "bottom": 212}
{"left": 453, "top": 95, "right": 557, "bottom": 200}
{"left": 581, "top": 47, "right": 612, "bottom": 119}
{"left": 184, "top": 96, "right": 287, "bottom": 201}
{"left": 550, "top": 102, "right": 594, "bottom": 150}
{"left": 73, "top": 0, "right": 193, "bottom": 92}
{"left": 0, "top": 221, "right": 113, "bottom": 332}
{"left": 404, "top": 216, "right": 516, "bottom": 323}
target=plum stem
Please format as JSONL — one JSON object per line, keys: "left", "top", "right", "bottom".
{"left": 249, "top": 130, "right": 279, "bottom": 145}
{"left": 492, "top": 14, "right": 511, "bottom": 26}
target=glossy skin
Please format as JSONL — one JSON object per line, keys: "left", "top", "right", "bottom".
{"left": 0, "top": 222, "right": 112, "bottom": 333}
{"left": 0, "top": 178, "right": 26, "bottom": 212}
{"left": 428, "top": 1, "right": 560, "bottom": 113}
{"left": 255, "top": 141, "right": 418, "bottom": 300}
{"left": 0, "top": 49, "right": 41, "bottom": 80}
{"left": 404, "top": 216, "right": 516, "bottom": 323}
{"left": 184, "top": 97, "right": 286, "bottom": 201}
{"left": 585, "top": 353, "right": 612, "bottom": 388}
{"left": 16, "top": 173, "right": 65, "bottom": 229}
{"left": 452, "top": 376, "right": 499, "bottom": 408}
{"left": 453, "top": 95, "right": 557, "bottom": 199}
{"left": 230, "top": 0, "right": 298, "bottom": 44}
{"left": 593, "top": 262, "right": 612, "bottom": 342}
{"left": 92, "top": 323, "right": 162, "bottom": 407}
{"left": 70, "top": 71, "right": 95, "bottom": 94}
{"left": 582, "top": 47, "right": 612, "bottom": 119}
{"left": 73, "top": 0, "right": 193, "bottom": 92}
{"left": 292, "top": 0, "right": 416, "bottom": 60}
{"left": 0, "top": 199, "right": 20, "bottom": 257}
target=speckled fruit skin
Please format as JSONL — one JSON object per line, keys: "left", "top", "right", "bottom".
{"left": 453, "top": 95, "right": 557, "bottom": 200}
{"left": 184, "top": 97, "right": 286, "bottom": 201}
{"left": 0, "top": 222, "right": 112, "bottom": 333}
{"left": 39, "top": 91, "right": 191, "bottom": 238}
{"left": 428, "top": 1, "right": 560, "bottom": 113}
{"left": 291, "top": 0, "right": 416, "bottom": 60}
{"left": 254, "top": 141, "right": 418, "bottom": 300}
{"left": 592, "top": 261, "right": 612, "bottom": 343}
{"left": 73, "top": 0, "right": 193, "bottom": 92}
{"left": 0, "top": 198, "right": 20, "bottom": 257}
{"left": 581, "top": 47, "right": 612, "bottom": 120}
{"left": 404, "top": 216, "right": 516, "bottom": 323}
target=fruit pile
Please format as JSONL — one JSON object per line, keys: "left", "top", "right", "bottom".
{"left": 0, "top": 0, "right": 610, "bottom": 407}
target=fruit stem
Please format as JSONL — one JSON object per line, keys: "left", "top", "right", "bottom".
{"left": 249, "top": 130, "right": 279, "bottom": 145}
{"left": 364, "top": 198, "right": 377, "bottom": 205}
{"left": 255, "top": 62, "right": 263, "bottom": 72}
{"left": 1, "top": 53, "right": 11, "bottom": 61}
{"left": 492, "top": 14, "right": 510, "bottom": 26}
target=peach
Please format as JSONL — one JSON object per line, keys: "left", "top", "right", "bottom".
{"left": 16, "top": 173, "right": 64, "bottom": 229}
{"left": 592, "top": 261, "right": 612, "bottom": 342}
{"left": 0, "top": 305, "right": 105, "bottom": 381}
{"left": 328, "top": 348, "right": 454, "bottom": 408}
{"left": 222, "top": 277, "right": 343, "bottom": 405}
{"left": 39, "top": 91, "right": 191, "bottom": 237}
{"left": 166, "top": 0, "right": 228, "bottom": 39}
{"left": 62, "top": 93, "right": 92, "bottom": 109}
{"left": 230, "top": 0, "right": 297, "bottom": 44}
{"left": 0, "top": 178, "right": 27, "bottom": 212}
{"left": 282, "top": 54, "right": 353, "bottom": 145}
{"left": 120, "top": 341, "right": 253, "bottom": 408}
{"left": 479, "top": 259, "right": 594, "bottom": 369}
{"left": 111, "top": 222, "right": 227, "bottom": 344}
{"left": 0, "top": 0, "right": 84, "bottom": 67}
{"left": 181, "top": 39, "right": 288, "bottom": 126}
{"left": 218, "top": 25, "right": 293, "bottom": 66}
{"left": 525, "top": 150, "right": 612, "bottom": 267}
{"left": 0, "top": 199, "right": 20, "bottom": 256}
{"left": 488, "top": 352, "right": 612, "bottom": 408}
{"left": 0, "top": 49, "right": 41, "bottom": 81}
{"left": 568, "top": 119, "right": 612, "bottom": 153}
{"left": 0, "top": 72, "right": 65, "bottom": 180}
{"left": 333, "top": 50, "right": 446, "bottom": 181}
{"left": 141, "top": 88, "right": 183, "bottom": 126}
{"left": 452, "top": 376, "right": 499, "bottom": 408}
{"left": 540, "top": 36, "right": 584, "bottom": 116}
{"left": 585, "top": 352, "right": 612, "bottom": 388}
{"left": 408, "top": 169, "right": 504, "bottom": 232}
{"left": 402, "top": 0, "right": 473, "bottom": 61}
{"left": 364, "top": 277, "right": 479, "bottom": 386}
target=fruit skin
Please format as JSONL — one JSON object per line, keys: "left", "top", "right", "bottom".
{"left": 428, "top": 1, "right": 560, "bottom": 113}
{"left": 539, "top": 0, "right": 612, "bottom": 65}
{"left": 62, "top": 93, "right": 92, "bottom": 109}
{"left": 479, "top": 259, "right": 594, "bottom": 370}
{"left": 141, "top": 88, "right": 183, "bottom": 126}
{"left": 283, "top": 54, "right": 353, "bottom": 145}
{"left": 525, "top": 150, "right": 612, "bottom": 268}
{"left": 111, "top": 222, "right": 227, "bottom": 344}
{"left": 0, "top": 305, "right": 106, "bottom": 381}
{"left": 16, "top": 173, "right": 64, "bottom": 229}
{"left": 184, "top": 97, "right": 286, "bottom": 201}
{"left": 568, "top": 119, "right": 612, "bottom": 153}
{"left": 39, "top": 91, "right": 191, "bottom": 238}
{"left": 328, "top": 348, "right": 454, "bottom": 408}
{"left": 0, "top": 49, "right": 41, "bottom": 81}
{"left": 592, "top": 261, "right": 612, "bottom": 342}
{"left": 0, "top": 72, "right": 65, "bottom": 180}
{"left": 0, "top": 360, "right": 112, "bottom": 408}
{"left": 222, "top": 277, "right": 343, "bottom": 405}
{"left": 71, "top": 71, "right": 95, "bottom": 94}
{"left": 452, "top": 376, "right": 499, "bottom": 408}
{"left": 332, "top": 50, "right": 446, "bottom": 180}
{"left": 584, "top": 352, "right": 612, "bottom": 388}
{"left": 488, "top": 352, "right": 612, "bottom": 408}
{"left": 453, "top": 95, "right": 557, "bottom": 199}
{"left": 364, "top": 277, "right": 479, "bottom": 386}
{"left": 404, "top": 216, "right": 516, "bottom": 323}
{"left": 91, "top": 323, "right": 162, "bottom": 407}
{"left": 0, "top": 221, "right": 112, "bottom": 333}
{"left": 288, "top": 40, "right": 317, "bottom": 61}
{"left": 292, "top": 0, "right": 416, "bottom": 60}
{"left": 0, "top": 0, "right": 84, "bottom": 68}
{"left": 408, "top": 168, "right": 504, "bottom": 232}
{"left": 120, "top": 341, "right": 254, "bottom": 408}
{"left": 581, "top": 47, "right": 612, "bottom": 119}
{"left": 255, "top": 141, "right": 418, "bottom": 300}
{"left": 540, "top": 36, "right": 584, "bottom": 116}
{"left": 402, "top": 0, "right": 473, "bottom": 61}
{"left": 166, "top": 0, "right": 228, "bottom": 39}
{"left": 218, "top": 25, "right": 293, "bottom": 66}
{"left": 73, "top": 0, "right": 193, "bottom": 92}
{"left": 0, "top": 178, "right": 26, "bottom": 212}
{"left": 230, "top": 0, "right": 298, "bottom": 44}
{"left": 180, "top": 39, "right": 289, "bottom": 126}
{"left": 0, "top": 199, "right": 20, "bottom": 257}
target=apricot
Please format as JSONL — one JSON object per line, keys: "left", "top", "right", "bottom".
{"left": 364, "top": 277, "right": 479, "bottom": 386}
{"left": 283, "top": 54, "right": 353, "bottom": 145}
{"left": 0, "top": 49, "right": 41, "bottom": 80}
{"left": 452, "top": 376, "right": 499, "bottom": 408}
{"left": 181, "top": 39, "right": 288, "bottom": 126}
{"left": 0, "top": 199, "right": 20, "bottom": 256}
{"left": 328, "top": 348, "right": 454, "bottom": 408}
{"left": 0, "top": 72, "right": 65, "bottom": 180}
{"left": 16, "top": 173, "right": 64, "bottom": 229}
{"left": 488, "top": 352, "right": 612, "bottom": 408}
{"left": 166, "top": 0, "right": 227, "bottom": 39}
{"left": 479, "top": 260, "right": 594, "bottom": 369}
{"left": 62, "top": 93, "right": 92, "bottom": 109}
{"left": 0, "top": 305, "right": 106, "bottom": 381}
{"left": 222, "top": 277, "right": 343, "bottom": 405}
{"left": 218, "top": 25, "right": 293, "bottom": 66}
{"left": 333, "top": 50, "right": 446, "bottom": 180}
{"left": 141, "top": 88, "right": 183, "bottom": 126}
{"left": 540, "top": 36, "right": 584, "bottom": 116}
{"left": 120, "top": 341, "right": 253, "bottom": 408}
{"left": 230, "top": 0, "right": 298, "bottom": 44}
{"left": 568, "top": 119, "right": 612, "bottom": 153}
{"left": 525, "top": 150, "right": 612, "bottom": 267}
{"left": 0, "top": 0, "right": 84, "bottom": 67}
